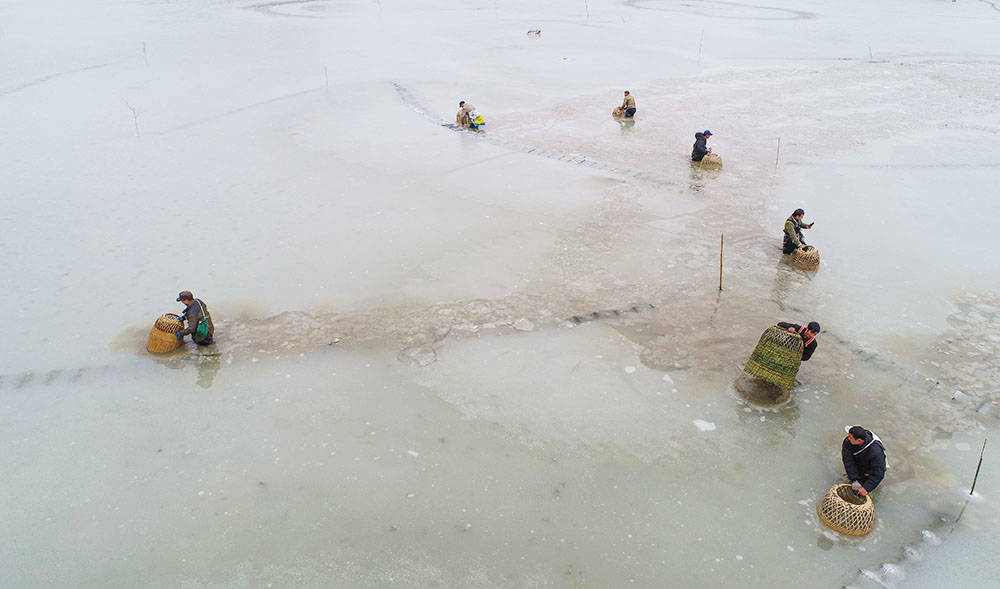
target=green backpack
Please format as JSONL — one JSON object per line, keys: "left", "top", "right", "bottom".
{"left": 194, "top": 300, "right": 211, "bottom": 340}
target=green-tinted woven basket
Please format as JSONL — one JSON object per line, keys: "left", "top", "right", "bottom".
{"left": 743, "top": 325, "right": 803, "bottom": 389}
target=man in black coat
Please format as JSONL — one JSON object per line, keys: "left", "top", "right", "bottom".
{"left": 776, "top": 321, "right": 820, "bottom": 361}
{"left": 842, "top": 425, "right": 887, "bottom": 496}
{"left": 691, "top": 130, "right": 712, "bottom": 161}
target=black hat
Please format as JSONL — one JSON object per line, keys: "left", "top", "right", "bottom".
{"left": 808, "top": 321, "right": 821, "bottom": 333}
{"left": 847, "top": 425, "right": 867, "bottom": 439}
{"left": 176, "top": 290, "right": 194, "bottom": 302}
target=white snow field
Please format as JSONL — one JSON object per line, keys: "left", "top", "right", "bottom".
{"left": 2, "top": 0, "right": 999, "bottom": 586}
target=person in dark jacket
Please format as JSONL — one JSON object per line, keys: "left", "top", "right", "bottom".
{"left": 175, "top": 290, "right": 214, "bottom": 345}
{"left": 691, "top": 130, "right": 712, "bottom": 161}
{"left": 776, "top": 321, "right": 820, "bottom": 361}
{"left": 841, "top": 425, "right": 887, "bottom": 496}
{"left": 783, "top": 208, "right": 814, "bottom": 254}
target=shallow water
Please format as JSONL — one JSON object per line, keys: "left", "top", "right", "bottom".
{"left": 2, "top": 0, "right": 999, "bottom": 586}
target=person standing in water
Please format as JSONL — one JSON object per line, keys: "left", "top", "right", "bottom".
{"left": 783, "top": 208, "right": 814, "bottom": 254}
{"left": 691, "top": 130, "right": 712, "bottom": 161}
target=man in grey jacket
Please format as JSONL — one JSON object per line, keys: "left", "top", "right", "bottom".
{"left": 175, "top": 290, "right": 214, "bottom": 345}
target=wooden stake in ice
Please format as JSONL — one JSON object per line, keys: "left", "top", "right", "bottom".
{"left": 775, "top": 137, "right": 781, "bottom": 172}
{"left": 970, "top": 438, "right": 987, "bottom": 495}
{"left": 718, "top": 233, "right": 724, "bottom": 291}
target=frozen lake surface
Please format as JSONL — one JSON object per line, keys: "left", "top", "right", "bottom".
{"left": 2, "top": 0, "right": 999, "bottom": 586}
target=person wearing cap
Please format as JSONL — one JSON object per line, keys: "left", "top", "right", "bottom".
{"left": 621, "top": 90, "right": 636, "bottom": 118}
{"left": 776, "top": 321, "right": 820, "bottom": 361}
{"left": 691, "top": 130, "right": 712, "bottom": 161}
{"left": 842, "top": 425, "right": 887, "bottom": 496}
{"left": 783, "top": 208, "right": 814, "bottom": 254}
{"left": 456, "top": 100, "right": 476, "bottom": 128}
{"left": 175, "top": 291, "right": 214, "bottom": 345}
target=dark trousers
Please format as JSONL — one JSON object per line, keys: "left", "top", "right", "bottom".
{"left": 783, "top": 234, "right": 804, "bottom": 254}
{"left": 624, "top": 107, "right": 636, "bottom": 118}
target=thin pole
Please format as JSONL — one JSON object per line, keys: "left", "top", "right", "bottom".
{"left": 718, "top": 233, "right": 724, "bottom": 291}
{"left": 774, "top": 137, "right": 781, "bottom": 172}
{"left": 970, "top": 438, "right": 988, "bottom": 495}
{"left": 124, "top": 100, "right": 139, "bottom": 138}
{"left": 324, "top": 66, "right": 329, "bottom": 89}
{"left": 698, "top": 29, "right": 704, "bottom": 64}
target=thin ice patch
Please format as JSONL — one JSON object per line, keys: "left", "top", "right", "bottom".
{"left": 693, "top": 419, "right": 716, "bottom": 431}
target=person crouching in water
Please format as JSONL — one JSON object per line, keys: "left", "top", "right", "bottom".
{"left": 783, "top": 208, "right": 814, "bottom": 254}
{"left": 175, "top": 290, "right": 214, "bottom": 345}
{"left": 621, "top": 90, "right": 636, "bottom": 118}
{"left": 776, "top": 321, "right": 820, "bottom": 361}
{"left": 691, "top": 129, "right": 712, "bottom": 161}
{"left": 842, "top": 425, "right": 887, "bottom": 497}
{"left": 456, "top": 100, "right": 481, "bottom": 128}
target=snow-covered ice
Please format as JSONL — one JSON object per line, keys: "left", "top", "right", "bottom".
{"left": 2, "top": 0, "right": 1000, "bottom": 587}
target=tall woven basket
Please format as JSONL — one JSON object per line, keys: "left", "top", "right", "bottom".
{"left": 147, "top": 313, "right": 184, "bottom": 354}
{"left": 793, "top": 245, "right": 820, "bottom": 271}
{"left": 743, "top": 325, "right": 803, "bottom": 389}
{"left": 699, "top": 153, "right": 723, "bottom": 170}
{"left": 818, "top": 484, "right": 874, "bottom": 536}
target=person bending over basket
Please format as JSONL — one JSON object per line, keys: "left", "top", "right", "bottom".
{"left": 620, "top": 90, "right": 637, "bottom": 118}
{"left": 842, "top": 425, "right": 887, "bottom": 497}
{"left": 776, "top": 321, "right": 820, "bottom": 361}
{"left": 691, "top": 129, "right": 712, "bottom": 161}
{"left": 783, "top": 208, "right": 814, "bottom": 254}
{"left": 456, "top": 100, "right": 478, "bottom": 128}
{"left": 175, "top": 290, "right": 214, "bottom": 345}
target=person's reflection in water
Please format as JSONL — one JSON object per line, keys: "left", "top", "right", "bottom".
{"left": 688, "top": 165, "right": 706, "bottom": 192}
{"left": 770, "top": 260, "right": 795, "bottom": 310}
{"left": 618, "top": 118, "right": 636, "bottom": 132}
{"left": 196, "top": 355, "right": 222, "bottom": 389}
{"left": 152, "top": 349, "right": 222, "bottom": 389}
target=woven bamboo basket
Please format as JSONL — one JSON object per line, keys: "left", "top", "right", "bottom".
{"left": 793, "top": 245, "right": 820, "bottom": 271}
{"left": 146, "top": 313, "right": 183, "bottom": 354}
{"left": 699, "top": 153, "right": 723, "bottom": 170}
{"left": 612, "top": 106, "right": 625, "bottom": 117}
{"left": 818, "top": 484, "right": 874, "bottom": 536}
{"left": 743, "top": 325, "right": 803, "bottom": 389}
